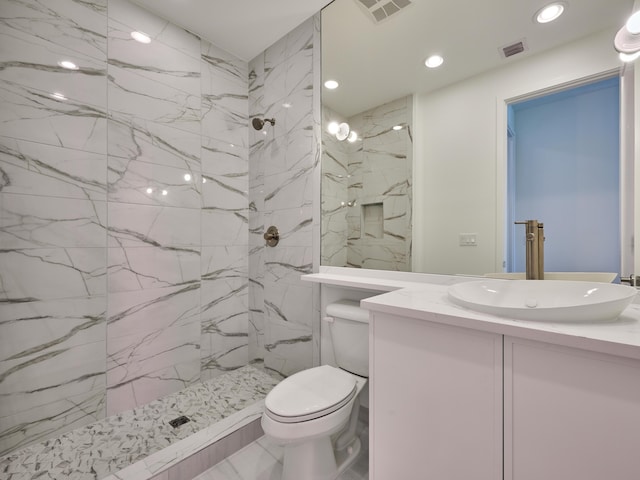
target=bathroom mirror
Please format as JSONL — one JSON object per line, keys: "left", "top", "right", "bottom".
{"left": 320, "top": 0, "right": 634, "bottom": 276}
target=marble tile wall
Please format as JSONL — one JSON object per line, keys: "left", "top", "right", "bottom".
{"left": 0, "top": 0, "right": 252, "bottom": 456}
{"left": 0, "top": 0, "right": 109, "bottom": 457}
{"left": 321, "top": 96, "right": 413, "bottom": 271}
{"left": 321, "top": 106, "right": 349, "bottom": 267}
{"left": 348, "top": 96, "right": 413, "bottom": 271}
{"left": 247, "top": 17, "right": 320, "bottom": 377}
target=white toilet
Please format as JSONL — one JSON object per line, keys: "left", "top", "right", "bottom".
{"left": 261, "top": 299, "right": 369, "bottom": 480}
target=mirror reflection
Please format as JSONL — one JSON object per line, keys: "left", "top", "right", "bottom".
{"left": 321, "top": 0, "right": 635, "bottom": 276}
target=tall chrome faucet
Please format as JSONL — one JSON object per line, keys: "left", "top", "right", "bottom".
{"left": 515, "top": 220, "right": 544, "bottom": 280}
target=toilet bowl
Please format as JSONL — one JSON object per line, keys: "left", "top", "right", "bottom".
{"left": 261, "top": 300, "right": 370, "bottom": 480}
{"left": 262, "top": 365, "right": 367, "bottom": 480}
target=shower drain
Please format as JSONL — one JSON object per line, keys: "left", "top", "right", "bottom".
{"left": 168, "top": 415, "right": 191, "bottom": 428}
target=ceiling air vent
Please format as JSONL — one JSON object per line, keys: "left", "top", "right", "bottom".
{"left": 500, "top": 39, "right": 528, "bottom": 59}
{"left": 355, "top": 0, "right": 413, "bottom": 24}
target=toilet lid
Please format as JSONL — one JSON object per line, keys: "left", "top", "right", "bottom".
{"left": 265, "top": 365, "right": 357, "bottom": 423}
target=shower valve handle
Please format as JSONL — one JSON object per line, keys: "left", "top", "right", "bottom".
{"left": 263, "top": 226, "right": 280, "bottom": 247}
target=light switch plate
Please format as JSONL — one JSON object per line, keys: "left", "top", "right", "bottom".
{"left": 459, "top": 233, "right": 478, "bottom": 246}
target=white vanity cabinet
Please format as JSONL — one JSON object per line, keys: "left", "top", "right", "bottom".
{"left": 504, "top": 337, "right": 640, "bottom": 480}
{"left": 370, "top": 312, "right": 640, "bottom": 480}
{"left": 369, "top": 311, "right": 503, "bottom": 480}
{"left": 303, "top": 269, "right": 640, "bottom": 479}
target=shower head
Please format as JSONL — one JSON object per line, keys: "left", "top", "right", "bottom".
{"left": 252, "top": 117, "right": 276, "bottom": 130}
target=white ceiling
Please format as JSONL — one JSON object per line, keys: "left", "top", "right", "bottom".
{"left": 130, "top": 0, "right": 333, "bottom": 61}
{"left": 129, "top": 0, "right": 635, "bottom": 118}
{"left": 322, "top": 0, "right": 634, "bottom": 117}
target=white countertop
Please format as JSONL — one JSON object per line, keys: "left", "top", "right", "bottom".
{"left": 305, "top": 267, "right": 640, "bottom": 361}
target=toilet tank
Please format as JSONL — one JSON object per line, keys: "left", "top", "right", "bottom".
{"left": 325, "top": 300, "right": 369, "bottom": 377}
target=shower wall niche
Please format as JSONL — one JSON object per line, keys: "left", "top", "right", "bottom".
{"left": 321, "top": 96, "right": 413, "bottom": 271}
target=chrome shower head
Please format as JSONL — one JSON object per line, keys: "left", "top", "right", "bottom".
{"left": 252, "top": 117, "right": 276, "bottom": 130}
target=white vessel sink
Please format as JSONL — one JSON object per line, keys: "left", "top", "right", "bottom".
{"left": 448, "top": 279, "right": 636, "bottom": 322}
{"left": 484, "top": 272, "right": 617, "bottom": 283}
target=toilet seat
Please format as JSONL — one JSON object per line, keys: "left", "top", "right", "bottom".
{"left": 265, "top": 365, "right": 357, "bottom": 423}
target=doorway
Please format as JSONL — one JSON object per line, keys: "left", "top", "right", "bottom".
{"left": 506, "top": 76, "right": 621, "bottom": 275}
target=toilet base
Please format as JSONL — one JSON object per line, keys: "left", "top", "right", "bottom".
{"left": 280, "top": 435, "right": 361, "bottom": 480}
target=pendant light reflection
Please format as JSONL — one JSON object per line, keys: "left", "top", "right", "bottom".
{"left": 327, "top": 121, "right": 358, "bottom": 142}
{"left": 615, "top": 10, "right": 640, "bottom": 56}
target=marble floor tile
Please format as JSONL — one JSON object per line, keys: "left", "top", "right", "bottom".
{"left": 192, "top": 426, "right": 369, "bottom": 480}
{"left": 0, "top": 365, "right": 279, "bottom": 480}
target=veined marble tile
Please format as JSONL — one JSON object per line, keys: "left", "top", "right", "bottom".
{"left": 108, "top": 113, "right": 201, "bottom": 171}
{"left": 107, "top": 320, "right": 200, "bottom": 404}
{"left": 201, "top": 79, "right": 248, "bottom": 149}
{"left": 201, "top": 246, "right": 248, "bottom": 282}
{"left": 263, "top": 163, "right": 314, "bottom": 212}
{"left": 248, "top": 309, "right": 265, "bottom": 365}
{"left": 201, "top": 40, "right": 248, "bottom": 86}
{"left": 362, "top": 167, "right": 410, "bottom": 198}
{"left": 0, "top": 27, "right": 107, "bottom": 107}
{"left": 321, "top": 210, "right": 348, "bottom": 267}
{"left": 263, "top": 21, "right": 313, "bottom": 129}
{"left": 248, "top": 246, "right": 264, "bottom": 292}
{"left": 0, "top": 248, "right": 106, "bottom": 302}
{"left": 0, "top": 336, "right": 105, "bottom": 417}
{"left": 0, "top": 79, "right": 107, "bottom": 153}
{"left": 107, "top": 203, "right": 200, "bottom": 248}
{"left": 248, "top": 207, "right": 264, "bottom": 248}
{"left": 107, "top": 358, "right": 200, "bottom": 416}
{"left": 0, "top": 387, "right": 105, "bottom": 456}
{"left": 201, "top": 137, "right": 247, "bottom": 177}
{"left": 0, "top": 0, "right": 107, "bottom": 63}
{"left": 107, "top": 283, "right": 200, "bottom": 340}
{"left": 264, "top": 318, "right": 312, "bottom": 377}
{"left": 108, "top": 18, "right": 201, "bottom": 97}
{"left": 108, "top": 0, "right": 201, "bottom": 61}
{"left": 262, "top": 126, "right": 313, "bottom": 179}
{"left": 0, "top": 297, "right": 106, "bottom": 434}
{"left": 264, "top": 281, "right": 313, "bottom": 328}
{"left": 0, "top": 193, "right": 106, "bottom": 249}
{"left": 201, "top": 207, "right": 248, "bottom": 248}
{"left": 263, "top": 59, "right": 313, "bottom": 141}
{"left": 201, "top": 171, "right": 247, "bottom": 210}
{"left": 381, "top": 195, "right": 411, "bottom": 240}
{"left": 0, "top": 136, "right": 108, "bottom": 200}
{"left": 108, "top": 156, "right": 201, "bottom": 208}
{"left": 108, "top": 246, "right": 201, "bottom": 293}
{"left": 347, "top": 242, "right": 409, "bottom": 271}
{"left": 201, "top": 291, "right": 248, "bottom": 381}
{"left": 108, "top": 64, "right": 200, "bottom": 135}
{"left": 263, "top": 206, "right": 313, "bottom": 248}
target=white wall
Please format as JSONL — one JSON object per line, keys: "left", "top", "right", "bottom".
{"left": 413, "top": 28, "right": 622, "bottom": 275}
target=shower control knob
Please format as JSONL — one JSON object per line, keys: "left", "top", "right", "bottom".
{"left": 263, "top": 226, "right": 280, "bottom": 247}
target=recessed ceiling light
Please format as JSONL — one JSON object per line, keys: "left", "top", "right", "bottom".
{"left": 131, "top": 31, "right": 151, "bottom": 44}
{"left": 425, "top": 55, "right": 444, "bottom": 68}
{"left": 50, "top": 92, "right": 67, "bottom": 101}
{"left": 620, "top": 51, "right": 640, "bottom": 62}
{"left": 58, "top": 60, "right": 78, "bottom": 70}
{"left": 324, "top": 79, "right": 339, "bottom": 89}
{"left": 535, "top": 3, "right": 565, "bottom": 24}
